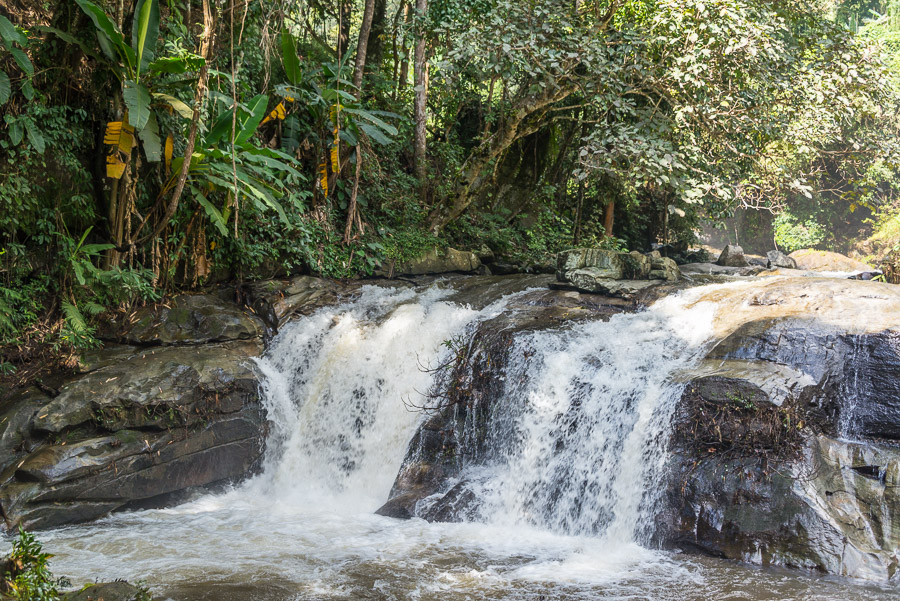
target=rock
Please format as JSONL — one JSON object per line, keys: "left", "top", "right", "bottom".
{"left": 649, "top": 256, "right": 680, "bottom": 282}
{"left": 1, "top": 339, "right": 265, "bottom": 531}
{"left": 788, "top": 249, "right": 873, "bottom": 272}
{"left": 111, "top": 294, "right": 264, "bottom": 345}
{"left": 555, "top": 248, "right": 677, "bottom": 296}
{"left": 679, "top": 262, "right": 767, "bottom": 277}
{"left": 716, "top": 244, "right": 749, "bottom": 267}
{"left": 32, "top": 340, "right": 262, "bottom": 434}
{"left": 389, "top": 247, "right": 481, "bottom": 276}
{"left": 766, "top": 250, "right": 798, "bottom": 269}
{"left": 475, "top": 245, "right": 495, "bottom": 264}
{"left": 622, "top": 251, "right": 652, "bottom": 279}
{"left": 62, "top": 581, "right": 148, "bottom": 601}
{"left": 661, "top": 434, "right": 900, "bottom": 581}
{"left": 556, "top": 248, "right": 624, "bottom": 280}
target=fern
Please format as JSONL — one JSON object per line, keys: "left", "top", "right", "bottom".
{"left": 61, "top": 300, "right": 88, "bottom": 333}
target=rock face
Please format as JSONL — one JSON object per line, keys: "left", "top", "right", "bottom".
{"left": 388, "top": 247, "right": 482, "bottom": 276}
{"left": 381, "top": 275, "right": 900, "bottom": 581}
{"left": 555, "top": 248, "right": 679, "bottom": 298}
{"left": 789, "top": 249, "right": 873, "bottom": 272}
{"left": 766, "top": 249, "right": 798, "bottom": 269}
{"left": 716, "top": 244, "right": 749, "bottom": 267}
{"left": 657, "top": 278, "right": 900, "bottom": 580}
{"left": 0, "top": 292, "right": 272, "bottom": 532}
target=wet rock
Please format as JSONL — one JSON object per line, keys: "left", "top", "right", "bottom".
{"left": 388, "top": 247, "right": 482, "bottom": 276}
{"left": 767, "top": 250, "right": 798, "bottom": 269}
{"left": 788, "top": 249, "right": 873, "bottom": 272}
{"left": 649, "top": 256, "right": 680, "bottom": 282}
{"left": 61, "top": 581, "right": 148, "bottom": 601}
{"left": 716, "top": 244, "right": 749, "bottom": 267}
{"left": 679, "top": 262, "right": 767, "bottom": 277}
{"left": 662, "top": 434, "right": 900, "bottom": 581}
{"left": 0, "top": 338, "right": 265, "bottom": 531}
{"left": 32, "top": 340, "right": 262, "bottom": 434}
{"left": 110, "top": 294, "right": 264, "bottom": 345}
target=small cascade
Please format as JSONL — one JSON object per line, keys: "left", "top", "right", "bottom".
{"left": 439, "top": 292, "right": 719, "bottom": 543}
{"left": 250, "top": 283, "right": 519, "bottom": 511}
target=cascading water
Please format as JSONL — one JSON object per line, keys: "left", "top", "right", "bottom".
{"left": 17, "top": 279, "right": 897, "bottom": 601}
{"left": 460, "top": 293, "right": 718, "bottom": 542}
{"left": 249, "top": 283, "right": 506, "bottom": 510}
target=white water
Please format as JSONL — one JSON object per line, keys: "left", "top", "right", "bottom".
{"left": 11, "top": 281, "right": 899, "bottom": 600}
{"left": 458, "top": 293, "right": 717, "bottom": 541}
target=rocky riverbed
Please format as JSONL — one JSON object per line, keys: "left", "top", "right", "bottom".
{"left": 3, "top": 250, "right": 900, "bottom": 586}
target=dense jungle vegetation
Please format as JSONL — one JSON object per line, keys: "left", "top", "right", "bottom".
{"left": 0, "top": 0, "right": 899, "bottom": 381}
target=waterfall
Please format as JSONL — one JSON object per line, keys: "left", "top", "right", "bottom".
{"left": 420, "top": 291, "right": 719, "bottom": 542}
{"left": 30, "top": 280, "right": 891, "bottom": 600}
{"left": 248, "top": 283, "right": 520, "bottom": 511}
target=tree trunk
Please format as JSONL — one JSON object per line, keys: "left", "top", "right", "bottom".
{"left": 603, "top": 200, "right": 615, "bottom": 237}
{"left": 353, "top": 0, "right": 377, "bottom": 92}
{"left": 413, "top": 0, "right": 428, "bottom": 201}
{"left": 427, "top": 82, "right": 577, "bottom": 232}
{"left": 395, "top": 3, "right": 411, "bottom": 98}
{"left": 338, "top": 0, "right": 352, "bottom": 60}
{"left": 365, "top": 0, "right": 387, "bottom": 79}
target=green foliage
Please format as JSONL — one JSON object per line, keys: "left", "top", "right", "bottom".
{"left": 774, "top": 210, "right": 828, "bottom": 252}
{"left": 2, "top": 528, "right": 69, "bottom": 601}
{"left": 0, "top": 13, "right": 34, "bottom": 105}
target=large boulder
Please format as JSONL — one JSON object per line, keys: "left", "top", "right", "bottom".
{"left": 388, "top": 248, "right": 481, "bottom": 276}
{"left": 0, "top": 286, "right": 274, "bottom": 532}
{"left": 0, "top": 340, "right": 265, "bottom": 531}
{"left": 658, "top": 277, "right": 900, "bottom": 579}
{"left": 789, "top": 249, "right": 873, "bottom": 272}
{"left": 554, "top": 248, "right": 680, "bottom": 298}
{"left": 556, "top": 248, "right": 624, "bottom": 280}
{"left": 107, "top": 294, "right": 264, "bottom": 345}
{"left": 766, "top": 250, "right": 798, "bottom": 269}
{"left": 716, "top": 244, "right": 749, "bottom": 267}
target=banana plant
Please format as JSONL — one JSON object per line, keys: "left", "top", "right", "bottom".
{"left": 271, "top": 31, "right": 400, "bottom": 199}
{"left": 163, "top": 94, "right": 302, "bottom": 236}
{"left": 71, "top": 0, "right": 203, "bottom": 170}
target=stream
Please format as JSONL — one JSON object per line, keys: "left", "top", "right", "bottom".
{"left": 9, "top": 282, "right": 900, "bottom": 600}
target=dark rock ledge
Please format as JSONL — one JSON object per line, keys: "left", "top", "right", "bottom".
{"left": 0, "top": 277, "right": 355, "bottom": 532}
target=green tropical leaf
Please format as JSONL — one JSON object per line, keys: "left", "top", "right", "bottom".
{"left": 123, "top": 79, "right": 152, "bottom": 129}
{"left": 205, "top": 109, "right": 236, "bottom": 147}
{"left": 22, "top": 117, "right": 45, "bottom": 153}
{"left": 9, "top": 119, "right": 24, "bottom": 146}
{"left": 149, "top": 55, "right": 204, "bottom": 74}
{"left": 281, "top": 30, "right": 302, "bottom": 85}
{"left": 20, "top": 80, "right": 33, "bottom": 100}
{"left": 191, "top": 186, "right": 229, "bottom": 235}
{"left": 62, "top": 301, "right": 89, "bottom": 332}
{"left": 75, "top": 0, "right": 131, "bottom": 69}
{"left": 359, "top": 122, "right": 391, "bottom": 145}
{"left": 8, "top": 47, "right": 33, "bottom": 76}
{"left": 343, "top": 107, "right": 398, "bottom": 135}
{"left": 0, "top": 71, "right": 10, "bottom": 105}
{"left": 132, "top": 0, "right": 160, "bottom": 76}
{"left": 152, "top": 92, "right": 193, "bottom": 118}
{"left": 0, "top": 15, "right": 26, "bottom": 46}
{"left": 234, "top": 94, "right": 269, "bottom": 145}
{"left": 138, "top": 111, "right": 162, "bottom": 162}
